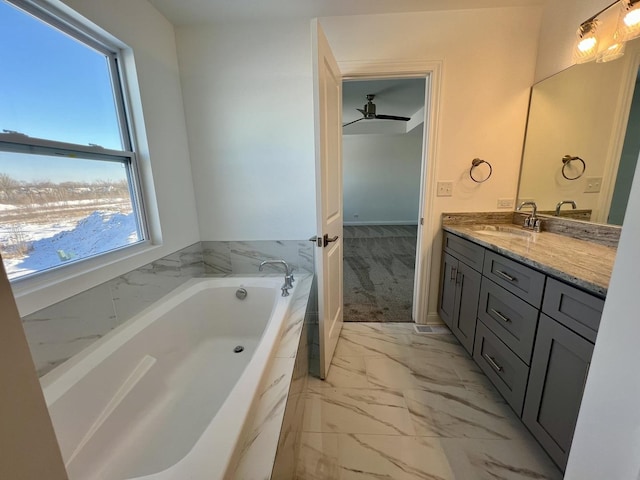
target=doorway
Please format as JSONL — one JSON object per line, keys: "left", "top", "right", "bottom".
{"left": 342, "top": 78, "right": 426, "bottom": 323}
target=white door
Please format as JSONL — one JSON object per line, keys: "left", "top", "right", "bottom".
{"left": 312, "top": 20, "right": 343, "bottom": 379}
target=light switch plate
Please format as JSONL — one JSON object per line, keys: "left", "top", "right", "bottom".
{"left": 584, "top": 177, "right": 602, "bottom": 193}
{"left": 437, "top": 181, "right": 453, "bottom": 197}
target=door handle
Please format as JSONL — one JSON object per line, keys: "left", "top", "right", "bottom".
{"left": 450, "top": 266, "right": 457, "bottom": 282}
{"left": 323, "top": 234, "right": 339, "bottom": 247}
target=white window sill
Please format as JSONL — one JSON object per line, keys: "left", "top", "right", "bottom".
{"left": 11, "top": 241, "right": 162, "bottom": 317}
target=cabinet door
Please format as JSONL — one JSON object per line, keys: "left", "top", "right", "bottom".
{"left": 438, "top": 253, "right": 458, "bottom": 329}
{"left": 522, "top": 314, "right": 594, "bottom": 471}
{"left": 451, "top": 261, "right": 481, "bottom": 355}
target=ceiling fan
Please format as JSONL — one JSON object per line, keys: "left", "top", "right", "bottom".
{"left": 343, "top": 94, "right": 411, "bottom": 127}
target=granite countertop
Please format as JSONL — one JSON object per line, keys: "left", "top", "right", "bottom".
{"left": 443, "top": 224, "right": 617, "bottom": 297}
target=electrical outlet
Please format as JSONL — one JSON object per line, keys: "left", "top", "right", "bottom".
{"left": 584, "top": 177, "right": 602, "bottom": 193}
{"left": 497, "top": 198, "right": 515, "bottom": 209}
{"left": 437, "top": 181, "right": 453, "bottom": 197}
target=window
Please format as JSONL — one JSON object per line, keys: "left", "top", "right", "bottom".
{"left": 0, "top": 0, "right": 146, "bottom": 281}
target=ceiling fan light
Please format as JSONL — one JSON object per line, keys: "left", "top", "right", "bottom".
{"left": 573, "top": 20, "right": 599, "bottom": 64}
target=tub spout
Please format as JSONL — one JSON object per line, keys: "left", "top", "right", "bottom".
{"left": 259, "top": 259, "right": 294, "bottom": 296}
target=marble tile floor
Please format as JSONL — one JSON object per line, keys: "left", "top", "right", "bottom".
{"left": 343, "top": 225, "right": 417, "bottom": 323}
{"left": 296, "top": 322, "right": 562, "bottom": 480}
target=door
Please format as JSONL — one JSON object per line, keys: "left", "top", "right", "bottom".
{"left": 523, "top": 313, "right": 594, "bottom": 471}
{"left": 312, "top": 20, "right": 343, "bottom": 379}
{"left": 452, "top": 262, "right": 481, "bottom": 354}
{"left": 438, "top": 252, "right": 457, "bottom": 328}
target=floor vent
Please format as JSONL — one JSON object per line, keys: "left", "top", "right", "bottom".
{"left": 413, "top": 325, "right": 451, "bottom": 335}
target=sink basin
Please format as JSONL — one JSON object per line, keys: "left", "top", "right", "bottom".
{"left": 470, "top": 225, "right": 534, "bottom": 240}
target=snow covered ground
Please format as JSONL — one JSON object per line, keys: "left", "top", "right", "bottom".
{"left": 1, "top": 211, "right": 140, "bottom": 280}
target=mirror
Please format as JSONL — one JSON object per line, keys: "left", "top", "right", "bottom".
{"left": 517, "top": 40, "right": 640, "bottom": 226}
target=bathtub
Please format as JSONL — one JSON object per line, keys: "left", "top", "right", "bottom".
{"left": 40, "top": 276, "right": 298, "bottom": 480}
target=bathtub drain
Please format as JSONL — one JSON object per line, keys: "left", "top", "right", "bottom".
{"left": 234, "top": 345, "right": 245, "bottom": 353}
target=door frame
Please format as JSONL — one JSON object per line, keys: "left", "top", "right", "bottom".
{"left": 338, "top": 60, "right": 443, "bottom": 323}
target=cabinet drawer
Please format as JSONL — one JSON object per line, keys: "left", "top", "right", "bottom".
{"left": 542, "top": 278, "right": 604, "bottom": 343}
{"left": 443, "top": 232, "right": 485, "bottom": 272}
{"left": 483, "top": 251, "right": 546, "bottom": 307}
{"left": 473, "top": 320, "right": 530, "bottom": 416}
{"left": 478, "top": 278, "right": 539, "bottom": 364}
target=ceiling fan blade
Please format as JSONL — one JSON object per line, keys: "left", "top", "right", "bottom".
{"left": 342, "top": 117, "right": 365, "bottom": 127}
{"left": 375, "top": 114, "right": 410, "bottom": 121}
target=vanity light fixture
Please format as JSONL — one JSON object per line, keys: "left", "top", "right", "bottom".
{"left": 597, "top": 29, "right": 626, "bottom": 62}
{"left": 618, "top": 0, "right": 640, "bottom": 41}
{"left": 573, "top": 0, "right": 640, "bottom": 64}
{"left": 573, "top": 19, "right": 600, "bottom": 64}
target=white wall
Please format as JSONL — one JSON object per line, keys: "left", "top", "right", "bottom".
{"left": 175, "top": 19, "right": 317, "bottom": 241}
{"left": 176, "top": 7, "right": 542, "bottom": 319}
{"left": 14, "top": 0, "right": 200, "bottom": 314}
{"left": 535, "top": 1, "right": 640, "bottom": 478}
{"left": 321, "top": 7, "right": 542, "bottom": 319}
{"left": 343, "top": 131, "right": 422, "bottom": 225}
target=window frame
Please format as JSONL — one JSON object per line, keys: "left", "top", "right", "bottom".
{"left": 0, "top": 0, "right": 150, "bottom": 282}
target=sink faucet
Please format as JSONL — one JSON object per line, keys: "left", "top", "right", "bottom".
{"left": 555, "top": 200, "right": 577, "bottom": 216}
{"left": 259, "top": 259, "right": 294, "bottom": 296}
{"left": 517, "top": 201, "right": 538, "bottom": 230}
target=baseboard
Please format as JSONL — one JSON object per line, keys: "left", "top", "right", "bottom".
{"left": 416, "top": 312, "right": 444, "bottom": 326}
{"left": 343, "top": 221, "right": 419, "bottom": 226}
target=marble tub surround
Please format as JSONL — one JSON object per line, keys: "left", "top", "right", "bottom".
{"left": 296, "top": 323, "right": 561, "bottom": 479}
{"left": 343, "top": 225, "right": 417, "bottom": 323}
{"left": 443, "top": 224, "right": 615, "bottom": 297}
{"left": 24, "top": 239, "right": 314, "bottom": 378}
{"left": 23, "top": 242, "right": 204, "bottom": 377}
{"left": 226, "top": 273, "right": 313, "bottom": 479}
{"left": 202, "top": 240, "right": 314, "bottom": 276}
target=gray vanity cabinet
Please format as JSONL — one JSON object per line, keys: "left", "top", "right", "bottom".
{"left": 523, "top": 313, "right": 595, "bottom": 471}
{"left": 439, "top": 233, "right": 484, "bottom": 355}
{"left": 440, "top": 228, "right": 605, "bottom": 473}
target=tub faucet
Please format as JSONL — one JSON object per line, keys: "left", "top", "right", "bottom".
{"left": 517, "top": 201, "right": 538, "bottom": 230}
{"left": 259, "top": 260, "right": 294, "bottom": 296}
{"left": 555, "top": 200, "right": 577, "bottom": 216}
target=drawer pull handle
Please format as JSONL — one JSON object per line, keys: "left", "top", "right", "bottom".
{"left": 495, "top": 270, "right": 516, "bottom": 282}
{"left": 490, "top": 308, "right": 511, "bottom": 323}
{"left": 483, "top": 354, "right": 504, "bottom": 373}
{"left": 450, "top": 266, "right": 457, "bottom": 282}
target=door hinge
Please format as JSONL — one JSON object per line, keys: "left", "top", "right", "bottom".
{"left": 420, "top": 217, "right": 424, "bottom": 226}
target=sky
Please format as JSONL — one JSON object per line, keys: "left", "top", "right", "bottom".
{"left": 0, "top": 0, "right": 126, "bottom": 183}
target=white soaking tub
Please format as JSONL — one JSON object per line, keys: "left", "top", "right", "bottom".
{"left": 41, "top": 276, "right": 297, "bottom": 480}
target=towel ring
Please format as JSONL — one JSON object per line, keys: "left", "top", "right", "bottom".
{"left": 561, "top": 155, "right": 586, "bottom": 180}
{"left": 470, "top": 158, "right": 492, "bottom": 183}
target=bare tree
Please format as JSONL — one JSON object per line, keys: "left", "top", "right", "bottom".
{"left": 0, "top": 173, "right": 20, "bottom": 203}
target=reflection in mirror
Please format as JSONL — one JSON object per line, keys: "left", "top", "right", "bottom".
{"left": 518, "top": 40, "right": 640, "bottom": 226}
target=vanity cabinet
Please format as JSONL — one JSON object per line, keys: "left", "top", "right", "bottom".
{"left": 439, "top": 233, "right": 484, "bottom": 355}
{"left": 439, "top": 229, "right": 606, "bottom": 472}
{"left": 523, "top": 280, "right": 603, "bottom": 471}
{"left": 522, "top": 314, "right": 595, "bottom": 470}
